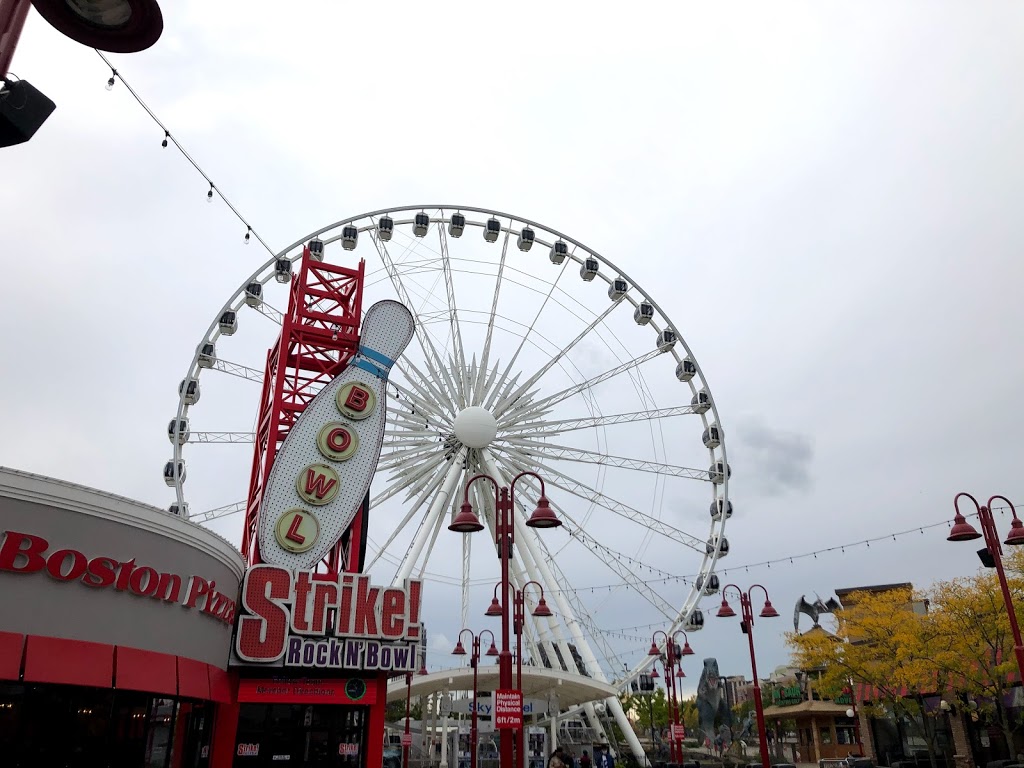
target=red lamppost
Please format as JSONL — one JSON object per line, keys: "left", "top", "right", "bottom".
{"left": 451, "top": 472, "right": 562, "bottom": 768}
{"left": 489, "top": 580, "right": 553, "bottom": 768}
{"left": 403, "top": 672, "right": 414, "bottom": 768}
{"left": 947, "top": 493, "right": 1024, "bottom": 683}
{"left": 717, "top": 584, "right": 779, "bottom": 768}
{"left": 843, "top": 684, "right": 862, "bottom": 757}
{"left": 453, "top": 629, "right": 499, "bottom": 768}
{"left": 649, "top": 630, "right": 694, "bottom": 763}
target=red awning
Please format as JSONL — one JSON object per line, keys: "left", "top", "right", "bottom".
{"left": 116, "top": 646, "right": 177, "bottom": 696}
{"left": 23, "top": 635, "right": 114, "bottom": 688}
{"left": 0, "top": 632, "right": 24, "bottom": 681}
{"left": 177, "top": 657, "right": 210, "bottom": 700}
{"left": 207, "top": 665, "right": 234, "bottom": 703}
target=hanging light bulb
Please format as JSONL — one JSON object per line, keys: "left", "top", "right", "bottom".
{"left": 244, "top": 228, "right": 251, "bottom": 245}
{"left": 206, "top": 184, "right": 214, "bottom": 203}
{"left": 105, "top": 73, "right": 116, "bottom": 91}
{"left": 161, "top": 131, "right": 169, "bottom": 148}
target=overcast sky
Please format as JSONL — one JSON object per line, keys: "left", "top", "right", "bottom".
{"left": 3, "top": 1, "right": 1024, "bottom": 695}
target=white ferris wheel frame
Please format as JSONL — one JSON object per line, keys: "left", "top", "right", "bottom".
{"left": 168, "top": 205, "right": 731, "bottom": 756}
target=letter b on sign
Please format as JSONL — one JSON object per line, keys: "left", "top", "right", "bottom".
{"left": 337, "top": 383, "right": 376, "bottom": 421}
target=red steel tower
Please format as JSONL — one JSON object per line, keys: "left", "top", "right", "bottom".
{"left": 241, "top": 247, "right": 365, "bottom": 570}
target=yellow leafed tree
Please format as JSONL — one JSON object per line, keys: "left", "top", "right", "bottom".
{"left": 927, "top": 548, "right": 1024, "bottom": 757}
{"left": 787, "top": 586, "right": 952, "bottom": 768}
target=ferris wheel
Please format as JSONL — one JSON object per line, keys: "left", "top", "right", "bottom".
{"left": 166, "top": 205, "right": 732, "bottom": 757}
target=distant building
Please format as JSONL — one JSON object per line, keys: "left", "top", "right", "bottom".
{"left": 723, "top": 675, "right": 751, "bottom": 708}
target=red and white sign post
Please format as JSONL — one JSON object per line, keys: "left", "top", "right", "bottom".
{"left": 671, "top": 724, "right": 686, "bottom": 741}
{"left": 494, "top": 690, "right": 523, "bottom": 730}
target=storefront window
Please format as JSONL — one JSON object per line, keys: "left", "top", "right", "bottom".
{"left": 0, "top": 683, "right": 205, "bottom": 768}
{"left": 821, "top": 727, "right": 833, "bottom": 745}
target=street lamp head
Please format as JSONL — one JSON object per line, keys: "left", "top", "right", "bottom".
{"left": 648, "top": 641, "right": 661, "bottom": 657}
{"left": 525, "top": 495, "right": 561, "bottom": 528}
{"left": 947, "top": 513, "right": 982, "bottom": 542}
{"left": 681, "top": 640, "right": 695, "bottom": 656}
{"left": 675, "top": 668, "right": 686, "bottom": 678}
{"left": 716, "top": 598, "right": 737, "bottom": 618}
{"left": 1005, "top": 516, "right": 1024, "bottom": 546}
{"left": 32, "top": 0, "right": 164, "bottom": 53}
{"left": 485, "top": 597, "right": 503, "bottom": 617}
{"left": 651, "top": 667, "right": 660, "bottom": 679}
{"left": 485, "top": 641, "right": 499, "bottom": 657}
{"left": 452, "top": 641, "right": 467, "bottom": 656}
{"left": 449, "top": 502, "right": 485, "bottom": 533}
{"left": 419, "top": 664, "right": 429, "bottom": 676}
{"left": 759, "top": 600, "right": 780, "bottom": 619}
{"left": 532, "top": 597, "right": 553, "bottom": 617}
{"left": 846, "top": 708, "right": 855, "bottom": 719}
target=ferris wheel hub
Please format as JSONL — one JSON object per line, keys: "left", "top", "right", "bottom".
{"left": 453, "top": 406, "right": 498, "bottom": 449}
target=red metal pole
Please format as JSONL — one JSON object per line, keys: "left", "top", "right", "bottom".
{"left": 472, "top": 638, "right": 479, "bottom": 768}
{"left": 404, "top": 673, "right": 413, "bottom": 768}
{"left": 742, "top": 593, "right": 771, "bottom": 768}
{"left": 979, "top": 501, "right": 1024, "bottom": 684}
{"left": 516, "top": 592, "right": 524, "bottom": 768}
{"left": 498, "top": 486, "right": 515, "bottom": 768}
{"left": 0, "top": 0, "right": 31, "bottom": 78}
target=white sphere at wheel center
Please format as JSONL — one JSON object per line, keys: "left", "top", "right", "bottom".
{"left": 453, "top": 406, "right": 498, "bottom": 449}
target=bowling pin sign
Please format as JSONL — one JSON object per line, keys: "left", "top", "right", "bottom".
{"left": 258, "top": 300, "right": 415, "bottom": 570}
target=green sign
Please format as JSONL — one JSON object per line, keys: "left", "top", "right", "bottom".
{"left": 772, "top": 685, "right": 802, "bottom": 706}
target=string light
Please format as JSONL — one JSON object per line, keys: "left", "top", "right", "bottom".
{"left": 93, "top": 49, "right": 272, "bottom": 254}
{"left": 244, "top": 227, "right": 251, "bottom": 245}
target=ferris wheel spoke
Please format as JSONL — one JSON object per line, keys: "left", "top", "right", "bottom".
{"left": 192, "top": 500, "right": 246, "bottom": 523}
{"left": 476, "top": 229, "right": 511, "bottom": 404}
{"left": 368, "top": 456, "right": 454, "bottom": 571}
{"left": 437, "top": 226, "right": 469, "bottom": 409}
{"left": 393, "top": 450, "right": 468, "bottom": 584}
{"left": 494, "top": 300, "right": 622, "bottom": 414}
{"left": 503, "top": 406, "right": 698, "bottom": 438}
{"left": 496, "top": 349, "right": 663, "bottom": 426}
{"left": 252, "top": 302, "right": 284, "bottom": 325}
{"left": 390, "top": 376, "right": 451, "bottom": 424}
{"left": 484, "top": 254, "right": 569, "bottom": 411}
{"left": 497, "top": 447, "right": 705, "bottom": 552}
{"left": 186, "top": 431, "right": 255, "bottom": 444}
{"left": 369, "top": 232, "right": 458, "bottom": 403}
{"left": 394, "top": 359, "right": 456, "bottom": 420}
{"left": 502, "top": 440, "right": 710, "bottom": 481}
{"left": 210, "top": 358, "right": 264, "bottom": 384}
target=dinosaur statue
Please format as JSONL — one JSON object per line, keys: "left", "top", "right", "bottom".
{"left": 793, "top": 594, "right": 843, "bottom": 632}
{"left": 695, "top": 658, "right": 731, "bottom": 747}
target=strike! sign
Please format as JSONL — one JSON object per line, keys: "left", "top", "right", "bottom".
{"left": 235, "top": 565, "right": 422, "bottom": 671}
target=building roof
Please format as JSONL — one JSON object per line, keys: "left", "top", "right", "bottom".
{"left": 762, "top": 699, "right": 851, "bottom": 718}
{"left": 387, "top": 666, "right": 620, "bottom": 708}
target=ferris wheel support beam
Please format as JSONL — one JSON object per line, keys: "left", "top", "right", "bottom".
{"left": 393, "top": 449, "right": 468, "bottom": 584}
{"left": 505, "top": 440, "right": 711, "bottom": 482}
{"left": 477, "top": 450, "right": 639, "bottom": 757}
{"left": 505, "top": 406, "right": 700, "bottom": 437}
{"left": 367, "top": 459, "right": 452, "bottom": 571}
{"left": 498, "top": 448, "right": 705, "bottom": 551}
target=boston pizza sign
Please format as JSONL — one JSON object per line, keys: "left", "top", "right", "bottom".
{"left": 257, "top": 300, "right": 415, "bottom": 570}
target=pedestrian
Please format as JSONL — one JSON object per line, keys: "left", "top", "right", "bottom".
{"left": 599, "top": 745, "right": 615, "bottom": 768}
{"left": 565, "top": 749, "right": 576, "bottom": 768}
{"left": 548, "top": 748, "right": 566, "bottom": 768}
{"left": 580, "top": 749, "right": 593, "bottom": 768}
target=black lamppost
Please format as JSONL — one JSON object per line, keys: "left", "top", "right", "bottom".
{"left": 453, "top": 629, "right": 498, "bottom": 768}
{"left": 717, "top": 584, "right": 779, "bottom": 768}
{"left": 451, "top": 471, "right": 561, "bottom": 768}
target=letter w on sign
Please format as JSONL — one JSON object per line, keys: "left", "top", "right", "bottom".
{"left": 303, "top": 468, "right": 337, "bottom": 500}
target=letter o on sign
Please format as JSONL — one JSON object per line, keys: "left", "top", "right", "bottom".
{"left": 317, "top": 422, "right": 359, "bottom": 461}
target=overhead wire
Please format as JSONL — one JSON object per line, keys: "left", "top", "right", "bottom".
{"left": 94, "top": 50, "right": 274, "bottom": 255}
